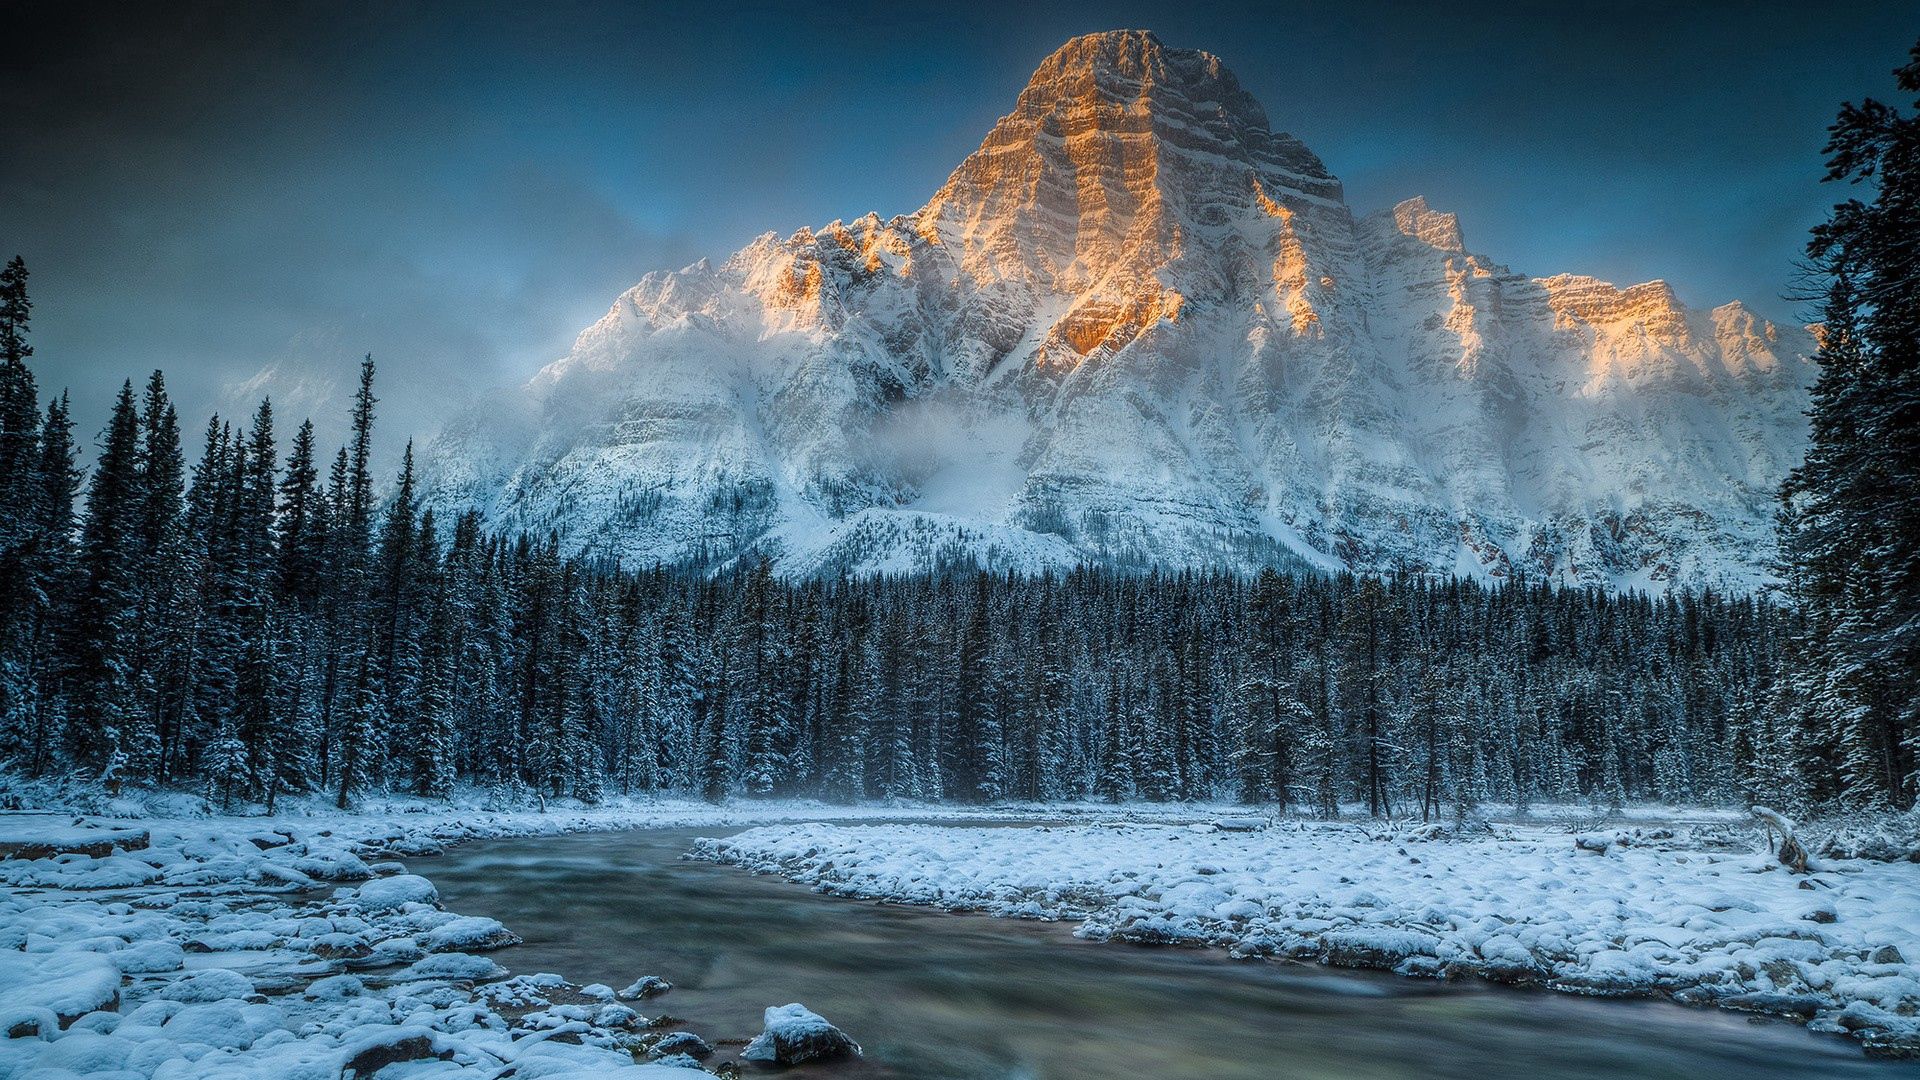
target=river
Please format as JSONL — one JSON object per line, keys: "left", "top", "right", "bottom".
{"left": 427, "top": 823, "right": 1915, "bottom": 1079}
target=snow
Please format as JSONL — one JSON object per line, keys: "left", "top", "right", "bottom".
{"left": 419, "top": 32, "right": 1812, "bottom": 593}
{"left": 0, "top": 800, "right": 990, "bottom": 1080}
{"left": 351, "top": 873, "right": 439, "bottom": 912}
{"left": 0, "top": 950, "right": 120, "bottom": 1022}
{"left": 4, "top": 798, "right": 1914, "bottom": 1074}
{"left": 740, "top": 1002, "right": 860, "bottom": 1065}
{"left": 693, "top": 819, "right": 1920, "bottom": 1054}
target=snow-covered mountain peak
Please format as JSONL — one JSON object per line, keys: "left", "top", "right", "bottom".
{"left": 421, "top": 32, "right": 1815, "bottom": 592}
{"left": 914, "top": 29, "right": 1340, "bottom": 316}
{"left": 1383, "top": 196, "right": 1467, "bottom": 254}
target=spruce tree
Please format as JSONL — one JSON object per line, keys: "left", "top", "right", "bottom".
{"left": 69, "top": 382, "right": 144, "bottom": 774}
{"left": 1779, "top": 41, "right": 1920, "bottom": 808}
{"left": 0, "top": 257, "right": 41, "bottom": 764}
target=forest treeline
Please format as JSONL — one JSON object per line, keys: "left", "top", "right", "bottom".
{"left": 0, "top": 313, "right": 1826, "bottom": 815}
{"left": 2, "top": 42, "right": 1916, "bottom": 815}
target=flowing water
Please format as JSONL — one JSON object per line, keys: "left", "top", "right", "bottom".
{"left": 428, "top": 824, "right": 1916, "bottom": 1080}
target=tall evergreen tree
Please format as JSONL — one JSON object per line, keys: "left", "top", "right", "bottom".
{"left": 68, "top": 382, "right": 144, "bottom": 777}
{"left": 1779, "top": 41, "right": 1920, "bottom": 809}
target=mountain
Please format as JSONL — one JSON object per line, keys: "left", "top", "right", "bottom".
{"left": 420, "top": 29, "right": 1813, "bottom": 591}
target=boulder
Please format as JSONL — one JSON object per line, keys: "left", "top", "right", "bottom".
{"left": 740, "top": 1003, "right": 860, "bottom": 1066}
{"left": 649, "top": 1031, "right": 713, "bottom": 1059}
{"left": 618, "top": 974, "right": 673, "bottom": 1000}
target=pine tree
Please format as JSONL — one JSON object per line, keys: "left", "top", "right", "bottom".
{"left": 118, "top": 373, "right": 186, "bottom": 784}
{"left": 1778, "top": 41, "right": 1920, "bottom": 808}
{"left": 68, "top": 382, "right": 144, "bottom": 774}
{"left": 14, "top": 394, "right": 77, "bottom": 777}
{"left": 0, "top": 256, "right": 42, "bottom": 766}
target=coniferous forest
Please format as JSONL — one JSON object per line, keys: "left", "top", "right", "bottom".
{"left": 0, "top": 293, "right": 1844, "bottom": 817}
{"left": 1, "top": 44, "right": 1917, "bottom": 819}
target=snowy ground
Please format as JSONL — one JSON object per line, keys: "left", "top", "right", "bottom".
{"left": 0, "top": 796, "right": 1022, "bottom": 1080}
{"left": 692, "top": 817, "right": 1920, "bottom": 1056}
{"left": 3, "top": 797, "right": 1916, "bottom": 1078}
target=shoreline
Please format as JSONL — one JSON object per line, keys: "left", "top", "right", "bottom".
{"left": 1, "top": 797, "right": 1915, "bottom": 1078}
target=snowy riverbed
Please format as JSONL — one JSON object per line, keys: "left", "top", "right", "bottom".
{"left": 2, "top": 800, "right": 1917, "bottom": 1078}
{"left": 0, "top": 799, "right": 1030, "bottom": 1080}
{"left": 691, "top": 818, "right": 1920, "bottom": 1056}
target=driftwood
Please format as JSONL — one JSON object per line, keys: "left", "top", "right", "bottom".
{"left": 1752, "top": 806, "right": 1808, "bottom": 873}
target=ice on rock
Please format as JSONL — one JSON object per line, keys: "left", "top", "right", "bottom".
{"left": 741, "top": 1003, "right": 861, "bottom": 1065}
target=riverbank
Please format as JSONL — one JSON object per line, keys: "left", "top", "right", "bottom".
{"left": 1, "top": 796, "right": 1917, "bottom": 1077}
{"left": 693, "top": 817, "right": 1920, "bottom": 1057}
{"left": 0, "top": 798, "right": 986, "bottom": 1080}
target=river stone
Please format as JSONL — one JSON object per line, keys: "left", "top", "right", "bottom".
{"left": 649, "top": 1031, "right": 713, "bottom": 1059}
{"left": 741, "top": 1003, "right": 860, "bottom": 1066}
{"left": 618, "top": 975, "right": 672, "bottom": 1000}
{"left": 353, "top": 873, "right": 437, "bottom": 912}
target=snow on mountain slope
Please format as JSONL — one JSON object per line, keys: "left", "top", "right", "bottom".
{"left": 421, "top": 29, "right": 1812, "bottom": 591}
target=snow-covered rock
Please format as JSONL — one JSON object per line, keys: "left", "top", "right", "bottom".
{"left": 740, "top": 1002, "right": 861, "bottom": 1065}
{"left": 618, "top": 974, "right": 672, "bottom": 1000}
{"left": 0, "top": 951, "right": 120, "bottom": 1024}
{"left": 647, "top": 1030, "right": 713, "bottom": 1059}
{"left": 351, "top": 873, "right": 438, "bottom": 912}
{"left": 422, "top": 29, "right": 1811, "bottom": 593}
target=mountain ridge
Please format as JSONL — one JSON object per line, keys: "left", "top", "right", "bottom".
{"left": 421, "top": 29, "right": 1813, "bottom": 591}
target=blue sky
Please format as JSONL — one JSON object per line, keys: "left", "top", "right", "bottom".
{"left": 5, "top": 0, "right": 1914, "bottom": 465}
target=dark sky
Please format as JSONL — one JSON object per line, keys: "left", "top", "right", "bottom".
{"left": 6, "top": 1, "right": 1915, "bottom": 469}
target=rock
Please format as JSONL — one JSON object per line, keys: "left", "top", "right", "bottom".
{"left": 422, "top": 916, "right": 519, "bottom": 953}
{"left": 352, "top": 874, "right": 438, "bottom": 913}
{"left": 1574, "top": 833, "right": 1613, "bottom": 854}
{"left": 649, "top": 1031, "right": 713, "bottom": 1059}
{"left": 5, "top": 1011, "right": 54, "bottom": 1039}
{"left": 341, "top": 1031, "right": 453, "bottom": 1079}
{"left": 304, "top": 974, "right": 366, "bottom": 1001}
{"left": 111, "top": 940, "right": 185, "bottom": 974}
{"left": 0, "top": 821, "right": 149, "bottom": 861}
{"left": 308, "top": 932, "right": 374, "bottom": 960}
{"left": 1871, "top": 945, "right": 1906, "bottom": 965}
{"left": 594, "top": 1003, "right": 642, "bottom": 1029}
{"left": 741, "top": 1003, "right": 860, "bottom": 1066}
{"left": 1802, "top": 903, "right": 1838, "bottom": 924}
{"left": 381, "top": 836, "right": 446, "bottom": 857}
{"left": 395, "top": 952, "right": 506, "bottom": 983}
{"left": 618, "top": 975, "right": 673, "bottom": 1000}
{"left": 157, "top": 968, "right": 254, "bottom": 1003}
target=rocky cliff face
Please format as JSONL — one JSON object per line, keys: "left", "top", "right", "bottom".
{"left": 421, "top": 30, "right": 1812, "bottom": 591}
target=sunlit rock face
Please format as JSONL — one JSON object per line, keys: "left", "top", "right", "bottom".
{"left": 421, "top": 29, "right": 1812, "bottom": 590}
